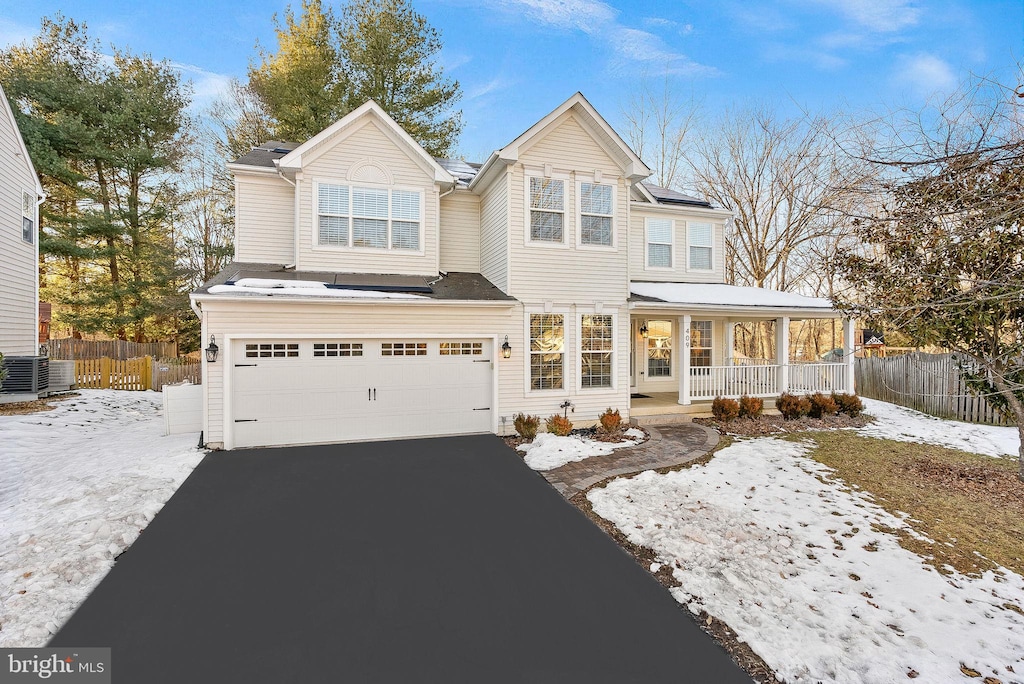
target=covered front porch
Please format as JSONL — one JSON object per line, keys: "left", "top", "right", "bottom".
{"left": 628, "top": 282, "right": 855, "bottom": 413}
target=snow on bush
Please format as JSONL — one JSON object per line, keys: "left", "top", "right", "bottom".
{"left": 518, "top": 429, "right": 644, "bottom": 471}
{"left": 859, "top": 398, "right": 1019, "bottom": 458}
{"left": 588, "top": 438, "right": 1024, "bottom": 684}
{"left": 0, "top": 390, "right": 204, "bottom": 646}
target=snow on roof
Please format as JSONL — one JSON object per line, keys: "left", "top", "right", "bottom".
{"left": 208, "top": 279, "right": 426, "bottom": 300}
{"left": 630, "top": 282, "right": 835, "bottom": 311}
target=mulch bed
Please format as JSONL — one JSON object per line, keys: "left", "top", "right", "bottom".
{"left": 694, "top": 413, "right": 871, "bottom": 437}
{"left": 0, "top": 392, "right": 79, "bottom": 416}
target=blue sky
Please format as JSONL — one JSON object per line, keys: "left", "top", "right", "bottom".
{"left": 1, "top": 1, "right": 1021, "bottom": 160}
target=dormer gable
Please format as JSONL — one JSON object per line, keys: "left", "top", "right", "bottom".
{"left": 277, "top": 100, "right": 455, "bottom": 186}
{"left": 469, "top": 92, "right": 651, "bottom": 192}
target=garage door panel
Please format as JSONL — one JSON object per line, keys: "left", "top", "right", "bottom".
{"left": 229, "top": 339, "right": 493, "bottom": 448}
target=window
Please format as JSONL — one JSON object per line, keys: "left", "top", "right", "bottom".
{"left": 688, "top": 222, "right": 713, "bottom": 270}
{"left": 529, "top": 177, "right": 564, "bottom": 242}
{"left": 581, "top": 314, "right": 613, "bottom": 388}
{"left": 440, "top": 341, "right": 483, "bottom": 356}
{"left": 646, "top": 218, "right": 673, "bottom": 268}
{"left": 646, "top": 320, "right": 673, "bottom": 377}
{"left": 245, "top": 343, "right": 299, "bottom": 358}
{"left": 316, "top": 183, "right": 420, "bottom": 251}
{"left": 352, "top": 186, "right": 388, "bottom": 248}
{"left": 318, "top": 183, "right": 349, "bottom": 245}
{"left": 579, "top": 182, "right": 613, "bottom": 246}
{"left": 382, "top": 342, "right": 426, "bottom": 356}
{"left": 690, "top": 321, "right": 712, "bottom": 367}
{"left": 530, "top": 314, "right": 564, "bottom": 390}
{"left": 313, "top": 342, "right": 362, "bottom": 357}
{"left": 22, "top": 192, "right": 34, "bottom": 244}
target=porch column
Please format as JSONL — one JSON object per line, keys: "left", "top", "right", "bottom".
{"left": 678, "top": 314, "right": 692, "bottom": 405}
{"left": 724, "top": 320, "right": 734, "bottom": 366}
{"left": 843, "top": 317, "right": 856, "bottom": 393}
{"left": 776, "top": 316, "right": 790, "bottom": 394}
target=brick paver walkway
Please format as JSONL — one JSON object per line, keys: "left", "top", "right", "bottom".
{"left": 540, "top": 424, "right": 720, "bottom": 498}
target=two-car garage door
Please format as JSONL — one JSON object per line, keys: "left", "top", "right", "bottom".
{"left": 229, "top": 338, "right": 494, "bottom": 449}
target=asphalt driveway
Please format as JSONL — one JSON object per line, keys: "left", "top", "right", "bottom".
{"left": 51, "top": 435, "right": 750, "bottom": 683}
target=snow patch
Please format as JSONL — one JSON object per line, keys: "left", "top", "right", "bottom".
{"left": 588, "top": 438, "right": 1024, "bottom": 683}
{"left": 518, "top": 431, "right": 644, "bottom": 471}
{"left": 630, "top": 281, "right": 834, "bottom": 310}
{"left": 208, "top": 283, "right": 426, "bottom": 299}
{"left": 859, "top": 398, "right": 1018, "bottom": 458}
{"left": 0, "top": 390, "right": 204, "bottom": 646}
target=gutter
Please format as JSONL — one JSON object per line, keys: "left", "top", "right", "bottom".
{"left": 191, "top": 293, "right": 518, "bottom": 308}
{"left": 628, "top": 300, "right": 841, "bottom": 317}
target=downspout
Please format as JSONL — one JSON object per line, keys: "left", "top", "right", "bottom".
{"left": 437, "top": 184, "right": 456, "bottom": 275}
{"left": 273, "top": 160, "right": 298, "bottom": 269}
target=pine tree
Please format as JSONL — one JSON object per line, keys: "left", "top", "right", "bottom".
{"left": 337, "top": 0, "right": 462, "bottom": 156}
{"left": 248, "top": 0, "right": 346, "bottom": 142}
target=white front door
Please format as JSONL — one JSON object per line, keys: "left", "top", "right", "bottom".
{"left": 229, "top": 339, "right": 494, "bottom": 449}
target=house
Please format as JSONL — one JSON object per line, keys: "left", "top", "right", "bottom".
{"left": 191, "top": 93, "right": 853, "bottom": 450}
{"left": 0, "top": 83, "right": 46, "bottom": 402}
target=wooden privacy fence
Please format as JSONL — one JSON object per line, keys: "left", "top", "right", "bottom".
{"left": 855, "top": 352, "right": 1008, "bottom": 425}
{"left": 75, "top": 356, "right": 201, "bottom": 391}
{"left": 49, "top": 338, "right": 176, "bottom": 361}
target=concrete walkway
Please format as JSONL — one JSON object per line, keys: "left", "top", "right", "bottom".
{"left": 541, "top": 423, "right": 720, "bottom": 498}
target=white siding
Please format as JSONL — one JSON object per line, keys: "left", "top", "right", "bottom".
{"left": 478, "top": 172, "right": 508, "bottom": 292}
{"left": 439, "top": 189, "right": 480, "bottom": 272}
{"left": 296, "top": 120, "right": 439, "bottom": 275}
{"left": 234, "top": 175, "right": 295, "bottom": 264}
{"left": 0, "top": 99, "right": 39, "bottom": 358}
{"left": 629, "top": 208, "right": 727, "bottom": 283}
{"left": 200, "top": 300, "right": 630, "bottom": 446}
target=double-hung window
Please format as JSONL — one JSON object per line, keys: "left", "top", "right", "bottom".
{"left": 579, "top": 182, "right": 613, "bottom": 246}
{"left": 646, "top": 218, "right": 673, "bottom": 268}
{"left": 317, "top": 183, "right": 420, "bottom": 251}
{"left": 530, "top": 314, "right": 564, "bottom": 390}
{"left": 529, "top": 177, "right": 564, "bottom": 242}
{"left": 581, "top": 314, "right": 613, "bottom": 388}
{"left": 22, "top": 192, "right": 34, "bottom": 244}
{"left": 688, "top": 222, "right": 713, "bottom": 270}
{"left": 690, "top": 320, "right": 713, "bottom": 367}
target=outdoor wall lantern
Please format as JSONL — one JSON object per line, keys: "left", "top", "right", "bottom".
{"left": 205, "top": 335, "right": 219, "bottom": 363}
{"left": 639, "top": 322, "right": 649, "bottom": 338}
{"left": 501, "top": 335, "right": 512, "bottom": 359}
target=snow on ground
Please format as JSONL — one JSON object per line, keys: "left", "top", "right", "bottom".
{"left": 518, "top": 428, "right": 646, "bottom": 471}
{"left": 859, "top": 397, "right": 1019, "bottom": 458}
{"left": 588, "top": 438, "right": 1024, "bottom": 684}
{"left": 0, "top": 390, "right": 204, "bottom": 646}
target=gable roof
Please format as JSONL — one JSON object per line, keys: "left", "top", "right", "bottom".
{"left": 274, "top": 100, "right": 455, "bottom": 184}
{"left": 470, "top": 92, "right": 651, "bottom": 191}
{"left": 0, "top": 84, "right": 44, "bottom": 196}
{"left": 230, "top": 141, "right": 301, "bottom": 169}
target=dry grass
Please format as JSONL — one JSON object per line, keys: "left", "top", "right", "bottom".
{"left": 794, "top": 431, "right": 1024, "bottom": 577}
{"left": 0, "top": 392, "right": 79, "bottom": 416}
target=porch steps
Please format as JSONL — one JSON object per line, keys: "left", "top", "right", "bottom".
{"left": 630, "top": 413, "right": 702, "bottom": 426}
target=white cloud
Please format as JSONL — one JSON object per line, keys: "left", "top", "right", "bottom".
{"left": 170, "top": 62, "right": 235, "bottom": 113}
{"left": 891, "top": 52, "right": 957, "bottom": 96}
{"left": 502, "top": 0, "right": 617, "bottom": 35}
{"left": 499, "top": 0, "right": 715, "bottom": 76}
{"left": 467, "top": 76, "right": 513, "bottom": 100}
{"left": 825, "top": 0, "right": 921, "bottom": 33}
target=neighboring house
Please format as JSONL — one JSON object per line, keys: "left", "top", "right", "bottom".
{"left": 192, "top": 93, "right": 853, "bottom": 450}
{"left": 0, "top": 84, "right": 46, "bottom": 400}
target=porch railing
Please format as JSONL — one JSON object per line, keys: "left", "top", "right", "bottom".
{"left": 690, "top": 365, "right": 779, "bottom": 399}
{"left": 788, "top": 362, "right": 848, "bottom": 394}
{"left": 689, "top": 362, "right": 849, "bottom": 400}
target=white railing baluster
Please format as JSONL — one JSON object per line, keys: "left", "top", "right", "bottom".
{"left": 689, "top": 363, "right": 847, "bottom": 399}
